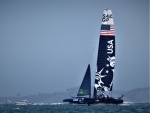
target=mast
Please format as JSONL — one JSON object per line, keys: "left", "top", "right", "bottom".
{"left": 94, "top": 9, "right": 115, "bottom": 97}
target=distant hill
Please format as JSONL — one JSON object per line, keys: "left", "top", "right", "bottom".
{"left": 0, "top": 87, "right": 149, "bottom": 104}
{"left": 124, "top": 87, "right": 150, "bottom": 103}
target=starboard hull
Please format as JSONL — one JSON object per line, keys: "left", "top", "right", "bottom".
{"left": 63, "top": 97, "right": 123, "bottom": 105}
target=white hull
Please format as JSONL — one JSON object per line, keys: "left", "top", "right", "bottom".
{"left": 15, "top": 100, "right": 29, "bottom": 105}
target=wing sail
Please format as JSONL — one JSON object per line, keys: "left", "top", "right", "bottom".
{"left": 94, "top": 9, "right": 115, "bottom": 97}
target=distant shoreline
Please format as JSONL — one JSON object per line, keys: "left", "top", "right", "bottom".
{"left": 0, "top": 87, "right": 149, "bottom": 104}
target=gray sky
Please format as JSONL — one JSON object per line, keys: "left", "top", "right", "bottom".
{"left": 0, "top": 0, "right": 149, "bottom": 97}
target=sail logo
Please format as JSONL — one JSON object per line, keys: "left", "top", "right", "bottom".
{"left": 95, "top": 68, "right": 113, "bottom": 91}
{"left": 107, "top": 56, "right": 115, "bottom": 67}
{"left": 78, "top": 89, "right": 89, "bottom": 94}
{"left": 95, "top": 68, "right": 107, "bottom": 91}
{"left": 107, "top": 40, "right": 113, "bottom": 54}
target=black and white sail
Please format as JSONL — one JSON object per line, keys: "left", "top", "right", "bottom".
{"left": 94, "top": 9, "right": 115, "bottom": 97}
{"left": 77, "top": 64, "right": 91, "bottom": 98}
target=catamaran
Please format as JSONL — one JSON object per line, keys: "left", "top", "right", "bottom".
{"left": 63, "top": 9, "right": 123, "bottom": 105}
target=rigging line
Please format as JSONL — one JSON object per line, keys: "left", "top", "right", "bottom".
{"left": 88, "top": 46, "right": 95, "bottom": 64}
{"left": 88, "top": 30, "right": 100, "bottom": 65}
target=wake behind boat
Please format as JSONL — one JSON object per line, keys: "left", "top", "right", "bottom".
{"left": 63, "top": 9, "right": 123, "bottom": 105}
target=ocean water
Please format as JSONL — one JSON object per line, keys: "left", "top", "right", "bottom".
{"left": 0, "top": 103, "right": 149, "bottom": 113}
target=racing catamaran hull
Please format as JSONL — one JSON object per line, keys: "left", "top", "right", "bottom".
{"left": 63, "top": 96, "right": 123, "bottom": 104}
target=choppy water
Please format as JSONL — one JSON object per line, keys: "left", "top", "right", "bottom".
{"left": 0, "top": 103, "right": 149, "bottom": 113}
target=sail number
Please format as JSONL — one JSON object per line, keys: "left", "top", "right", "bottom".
{"left": 102, "top": 14, "right": 112, "bottom": 22}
